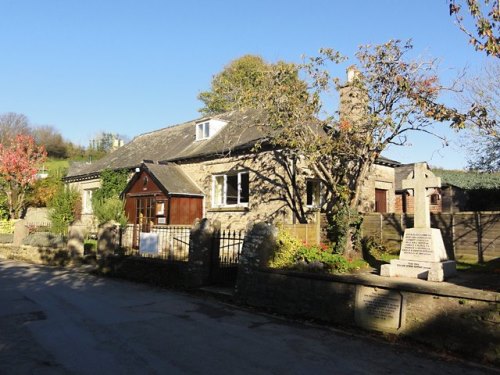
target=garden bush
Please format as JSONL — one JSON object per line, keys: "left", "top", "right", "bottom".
{"left": 270, "top": 229, "right": 366, "bottom": 274}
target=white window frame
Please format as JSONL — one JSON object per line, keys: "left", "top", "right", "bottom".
{"left": 212, "top": 171, "right": 249, "bottom": 207}
{"left": 306, "top": 179, "right": 322, "bottom": 208}
{"left": 83, "top": 189, "right": 96, "bottom": 214}
{"left": 196, "top": 121, "right": 210, "bottom": 141}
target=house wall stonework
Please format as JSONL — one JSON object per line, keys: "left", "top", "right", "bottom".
{"left": 67, "top": 155, "right": 398, "bottom": 233}
{"left": 358, "top": 164, "right": 396, "bottom": 213}
{"left": 68, "top": 178, "right": 101, "bottom": 231}
{"left": 180, "top": 152, "right": 300, "bottom": 230}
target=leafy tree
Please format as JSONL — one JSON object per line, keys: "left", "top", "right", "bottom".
{"left": 0, "top": 194, "right": 8, "bottom": 220}
{"left": 449, "top": 0, "right": 499, "bottom": 58}
{"left": 198, "top": 55, "right": 314, "bottom": 116}
{"left": 202, "top": 41, "right": 486, "bottom": 257}
{"left": 48, "top": 185, "right": 80, "bottom": 235}
{"left": 92, "top": 169, "right": 129, "bottom": 226}
{"left": 28, "top": 175, "right": 62, "bottom": 207}
{"left": 92, "top": 196, "right": 128, "bottom": 227}
{"left": 0, "top": 134, "right": 47, "bottom": 219}
{"left": 0, "top": 112, "right": 32, "bottom": 146}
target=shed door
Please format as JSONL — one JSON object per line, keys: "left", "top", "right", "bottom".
{"left": 136, "top": 197, "right": 155, "bottom": 232}
{"left": 375, "top": 189, "right": 387, "bottom": 213}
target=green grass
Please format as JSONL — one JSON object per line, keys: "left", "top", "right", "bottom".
{"left": 455, "top": 257, "right": 500, "bottom": 273}
{"left": 346, "top": 258, "right": 370, "bottom": 272}
{"left": 43, "top": 158, "right": 70, "bottom": 178}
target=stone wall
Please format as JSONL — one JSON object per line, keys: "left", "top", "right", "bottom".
{"left": 0, "top": 243, "right": 78, "bottom": 266}
{"left": 66, "top": 152, "right": 398, "bottom": 234}
{"left": 235, "top": 225, "right": 499, "bottom": 365}
{"left": 97, "top": 256, "right": 189, "bottom": 287}
{"left": 358, "top": 163, "right": 396, "bottom": 213}
{"left": 67, "top": 178, "right": 101, "bottom": 231}
{"left": 238, "top": 268, "right": 499, "bottom": 365}
{"left": 181, "top": 152, "right": 302, "bottom": 230}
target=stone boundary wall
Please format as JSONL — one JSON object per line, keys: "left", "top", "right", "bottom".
{"left": 0, "top": 244, "right": 77, "bottom": 266}
{"left": 99, "top": 256, "right": 189, "bottom": 287}
{"left": 361, "top": 212, "right": 500, "bottom": 261}
{"left": 236, "top": 223, "right": 499, "bottom": 365}
{"left": 236, "top": 268, "right": 499, "bottom": 365}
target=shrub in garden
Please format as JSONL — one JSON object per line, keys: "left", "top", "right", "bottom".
{"left": 48, "top": 186, "right": 81, "bottom": 235}
{"left": 270, "top": 229, "right": 364, "bottom": 274}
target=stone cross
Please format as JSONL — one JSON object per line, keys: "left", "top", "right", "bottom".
{"left": 402, "top": 163, "right": 441, "bottom": 229}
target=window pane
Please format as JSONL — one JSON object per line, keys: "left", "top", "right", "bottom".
{"left": 84, "top": 189, "right": 94, "bottom": 213}
{"left": 196, "top": 123, "right": 203, "bottom": 140}
{"left": 203, "top": 122, "right": 209, "bottom": 138}
{"left": 313, "top": 182, "right": 320, "bottom": 206}
{"left": 214, "top": 176, "right": 224, "bottom": 205}
{"left": 307, "top": 180, "right": 320, "bottom": 207}
{"left": 306, "top": 181, "right": 314, "bottom": 206}
{"left": 240, "top": 172, "right": 249, "bottom": 203}
{"left": 226, "top": 175, "right": 238, "bottom": 205}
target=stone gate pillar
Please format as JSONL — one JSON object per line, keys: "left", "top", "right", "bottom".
{"left": 235, "top": 222, "right": 278, "bottom": 300}
{"left": 187, "top": 218, "right": 217, "bottom": 288}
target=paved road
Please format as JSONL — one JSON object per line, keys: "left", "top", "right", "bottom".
{"left": 0, "top": 260, "right": 495, "bottom": 375}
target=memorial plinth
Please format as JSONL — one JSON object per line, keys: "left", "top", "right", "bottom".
{"left": 380, "top": 163, "right": 456, "bottom": 282}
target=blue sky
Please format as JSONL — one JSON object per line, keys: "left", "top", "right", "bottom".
{"left": 0, "top": 0, "right": 492, "bottom": 169}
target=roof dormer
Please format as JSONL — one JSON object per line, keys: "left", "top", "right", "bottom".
{"left": 195, "top": 119, "right": 227, "bottom": 141}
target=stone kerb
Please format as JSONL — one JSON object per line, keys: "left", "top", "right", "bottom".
{"left": 187, "top": 218, "right": 218, "bottom": 288}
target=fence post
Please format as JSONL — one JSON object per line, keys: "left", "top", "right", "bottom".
{"left": 475, "top": 212, "right": 484, "bottom": 263}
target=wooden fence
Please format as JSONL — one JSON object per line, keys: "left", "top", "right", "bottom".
{"left": 361, "top": 212, "right": 500, "bottom": 261}
{"left": 282, "top": 223, "right": 320, "bottom": 245}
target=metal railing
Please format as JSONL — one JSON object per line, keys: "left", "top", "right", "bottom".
{"left": 125, "top": 225, "right": 191, "bottom": 262}
{"left": 213, "top": 229, "right": 245, "bottom": 267}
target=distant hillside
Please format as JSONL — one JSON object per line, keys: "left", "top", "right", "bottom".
{"left": 42, "top": 159, "right": 70, "bottom": 178}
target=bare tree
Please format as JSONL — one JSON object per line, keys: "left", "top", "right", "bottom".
{"left": 0, "top": 112, "right": 32, "bottom": 146}
{"left": 459, "top": 62, "right": 500, "bottom": 171}
{"left": 32, "top": 125, "right": 68, "bottom": 158}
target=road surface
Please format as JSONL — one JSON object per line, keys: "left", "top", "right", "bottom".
{"left": 0, "top": 260, "right": 495, "bottom": 375}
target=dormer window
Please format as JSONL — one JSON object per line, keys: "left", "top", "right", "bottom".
{"left": 196, "top": 121, "right": 210, "bottom": 140}
{"left": 195, "top": 119, "right": 227, "bottom": 141}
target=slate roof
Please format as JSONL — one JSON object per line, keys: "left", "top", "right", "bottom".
{"left": 65, "top": 108, "right": 400, "bottom": 181}
{"left": 144, "top": 163, "right": 203, "bottom": 196}
{"left": 65, "top": 109, "right": 268, "bottom": 181}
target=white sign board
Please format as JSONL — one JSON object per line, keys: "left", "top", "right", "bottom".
{"left": 139, "top": 232, "right": 159, "bottom": 255}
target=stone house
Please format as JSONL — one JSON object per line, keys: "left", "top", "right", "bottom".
{"left": 65, "top": 108, "right": 402, "bottom": 236}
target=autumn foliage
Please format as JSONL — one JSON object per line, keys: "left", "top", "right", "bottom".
{"left": 0, "top": 134, "right": 47, "bottom": 218}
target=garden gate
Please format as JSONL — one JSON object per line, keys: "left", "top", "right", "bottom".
{"left": 209, "top": 230, "right": 245, "bottom": 286}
